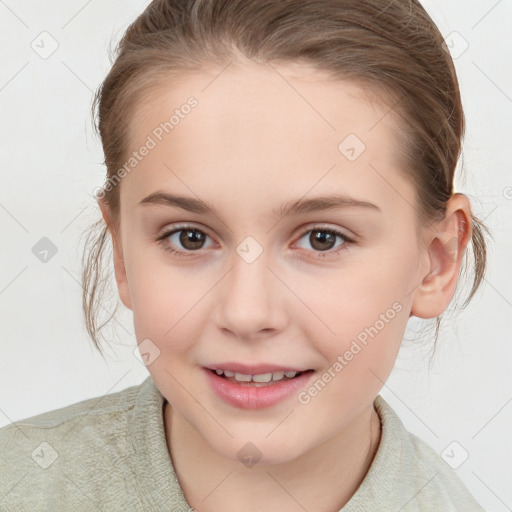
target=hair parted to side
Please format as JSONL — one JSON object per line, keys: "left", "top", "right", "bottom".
{"left": 82, "top": 0, "right": 490, "bottom": 356}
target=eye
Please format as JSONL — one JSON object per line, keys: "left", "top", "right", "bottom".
{"left": 157, "top": 225, "right": 215, "bottom": 257}
{"left": 295, "top": 226, "right": 354, "bottom": 257}
{"left": 157, "top": 224, "right": 355, "bottom": 259}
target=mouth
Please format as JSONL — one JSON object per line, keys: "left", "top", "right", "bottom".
{"left": 204, "top": 366, "right": 316, "bottom": 409}
{"left": 207, "top": 368, "right": 314, "bottom": 387}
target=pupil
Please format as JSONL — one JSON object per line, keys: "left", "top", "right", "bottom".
{"left": 180, "top": 229, "right": 205, "bottom": 249}
{"left": 311, "top": 230, "right": 335, "bottom": 251}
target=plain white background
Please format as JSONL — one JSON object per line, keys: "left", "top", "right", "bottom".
{"left": 0, "top": 1, "right": 510, "bottom": 510}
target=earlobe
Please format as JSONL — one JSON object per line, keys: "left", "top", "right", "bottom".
{"left": 97, "top": 197, "right": 133, "bottom": 311}
{"left": 410, "top": 194, "right": 472, "bottom": 319}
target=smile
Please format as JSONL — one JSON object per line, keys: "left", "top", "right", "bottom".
{"left": 204, "top": 367, "right": 316, "bottom": 409}
{"left": 212, "top": 369, "right": 303, "bottom": 385}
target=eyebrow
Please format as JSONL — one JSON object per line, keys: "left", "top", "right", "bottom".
{"left": 138, "top": 191, "right": 381, "bottom": 219}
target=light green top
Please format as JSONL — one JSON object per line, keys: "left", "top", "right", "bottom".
{"left": 0, "top": 376, "right": 485, "bottom": 511}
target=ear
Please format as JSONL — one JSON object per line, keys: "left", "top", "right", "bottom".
{"left": 97, "top": 196, "right": 133, "bottom": 311}
{"left": 410, "top": 193, "right": 472, "bottom": 319}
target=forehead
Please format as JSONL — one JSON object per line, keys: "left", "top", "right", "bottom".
{"left": 130, "top": 60, "right": 398, "bottom": 145}
{"left": 121, "top": 61, "right": 410, "bottom": 215}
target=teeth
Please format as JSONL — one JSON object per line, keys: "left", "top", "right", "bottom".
{"left": 234, "top": 373, "right": 251, "bottom": 382}
{"left": 214, "top": 369, "right": 301, "bottom": 382}
{"left": 252, "top": 373, "right": 272, "bottom": 383}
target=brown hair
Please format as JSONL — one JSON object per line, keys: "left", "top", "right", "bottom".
{"left": 82, "top": 0, "right": 490, "bottom": 356}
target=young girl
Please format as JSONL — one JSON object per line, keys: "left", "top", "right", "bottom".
{"left": 0, "top": 0, "right": 491, "bottom": 510}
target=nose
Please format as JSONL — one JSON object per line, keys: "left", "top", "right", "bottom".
{"left": 212, "top": 248, "right": 288, "bottom": 341}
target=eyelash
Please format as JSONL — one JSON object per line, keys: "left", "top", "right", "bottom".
{"left": 156, "top": 224, "right": 355, "bottom": 259}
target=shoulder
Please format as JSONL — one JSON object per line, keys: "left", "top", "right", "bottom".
{"left": 0, "top": 377, "right": 142, "bottom": 451}
{"left": 401, "top": 428, "right": 483, "bottom": 511}
{"left": 345, "top": 396, "right": 486, "bottom": 512}
{"left": 0, "top": 377, "right": 158, "bottom": 510}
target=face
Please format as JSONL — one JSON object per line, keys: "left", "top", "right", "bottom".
{"left": 107, "top": 60, "right": 432, "bottom": 464}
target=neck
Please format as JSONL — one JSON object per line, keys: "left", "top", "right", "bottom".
{"left": 164, "top": 402, "right": 381, "bottom": 512}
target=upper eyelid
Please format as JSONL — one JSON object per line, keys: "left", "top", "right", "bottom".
{"left": 158, "top": 222, "right": 216, "bottom": 241}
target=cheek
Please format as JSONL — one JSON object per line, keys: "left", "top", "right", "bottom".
{"left": 303, "top": 302, "right": 409, "bottom": 418}
{"left": 127, "top": 255, "right": 210, "bottom": 353}
{"left": 311, "top": 295, "right": 408, "bottom": 370}
{"left": 299, "top": 257, "right": 413, "bottom": 366}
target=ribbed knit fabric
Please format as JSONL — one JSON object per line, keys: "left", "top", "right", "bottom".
{"left": 0, "top": 376, "right": 485, "bottom": 511}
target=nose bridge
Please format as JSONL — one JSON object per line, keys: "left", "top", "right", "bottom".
{"left": 214, "top": 240, "right": 286, "bottom": 336}
{"left": 229, "top": 244, "right": 274, "bottom": 309}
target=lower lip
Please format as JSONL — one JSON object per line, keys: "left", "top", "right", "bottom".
{"left": 204, "top": 368, "right": 315, "bottom": 410}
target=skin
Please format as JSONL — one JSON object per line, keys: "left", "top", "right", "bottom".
{"left": 99, "top": 59, "right": 472, "bottom": 511}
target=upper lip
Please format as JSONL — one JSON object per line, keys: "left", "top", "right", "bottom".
{"left": 205, "top": 363, "right": 313, "bottom": 374}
